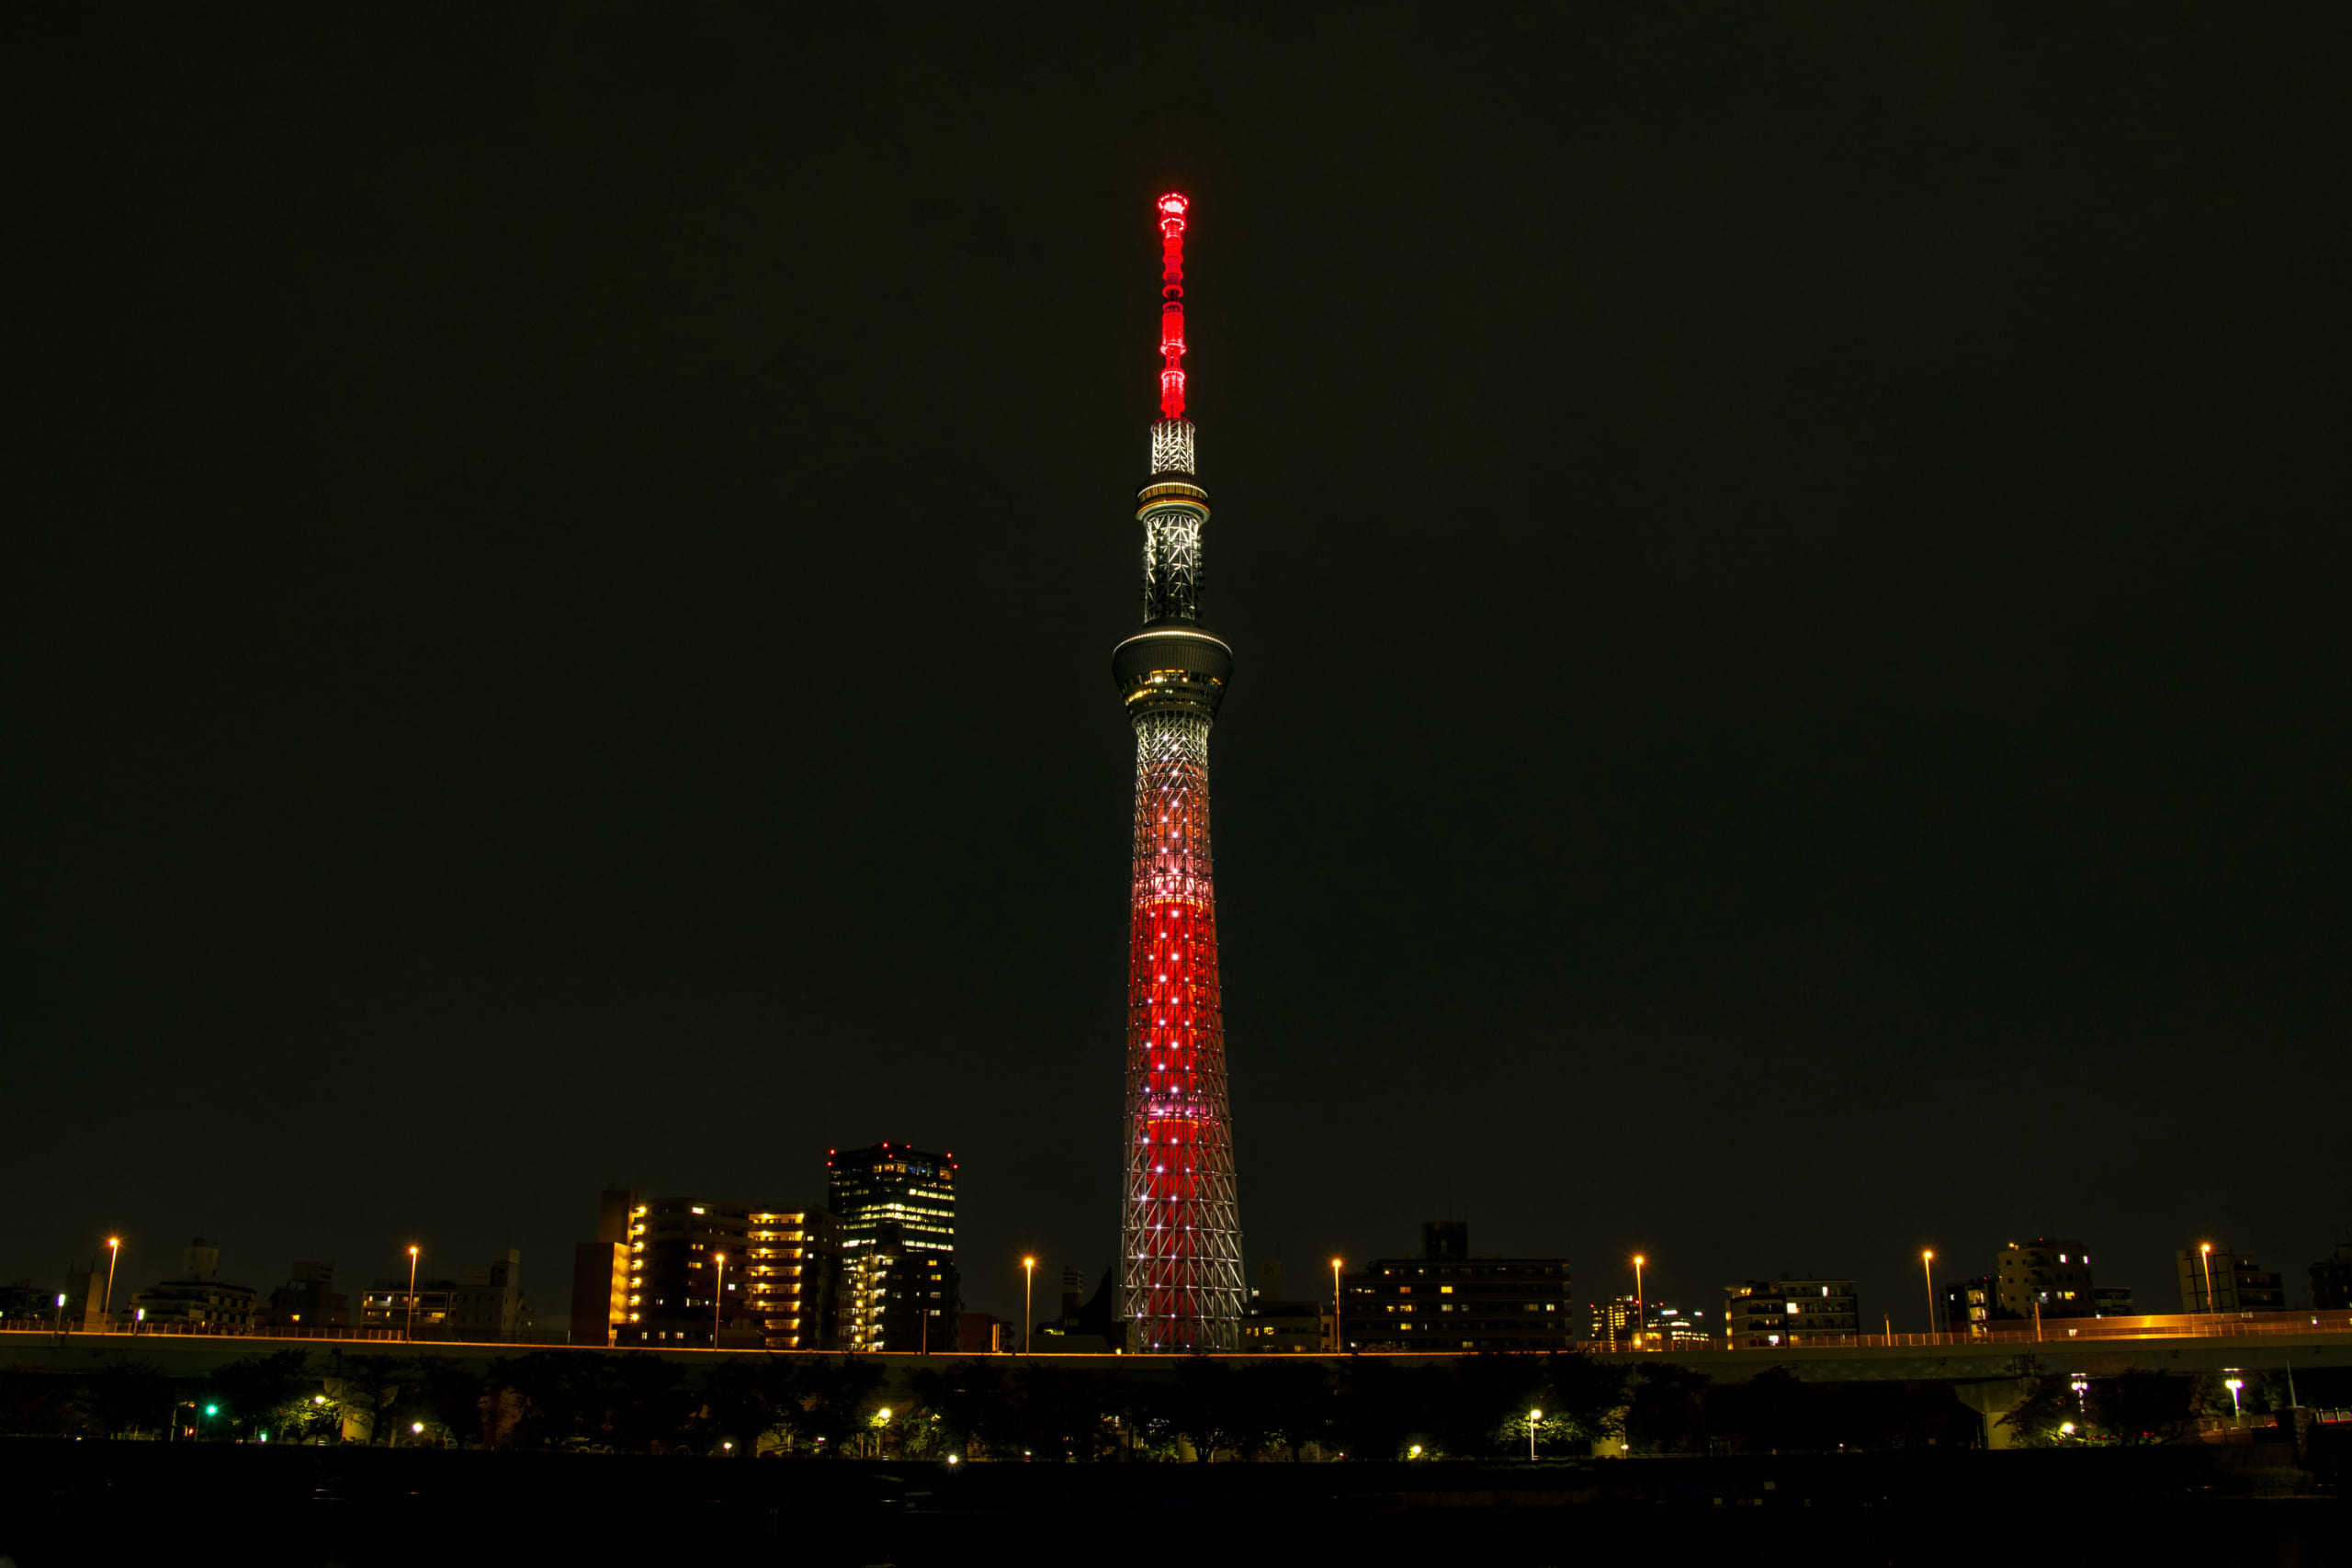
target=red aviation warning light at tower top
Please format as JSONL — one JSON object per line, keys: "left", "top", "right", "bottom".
{"left": 1111, "top": 190, "right": 1244, "bottom": 1351}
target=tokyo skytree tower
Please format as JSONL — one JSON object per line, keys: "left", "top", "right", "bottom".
{"left": 1111, "top": 192, "right": 1243, "bottom": 1351}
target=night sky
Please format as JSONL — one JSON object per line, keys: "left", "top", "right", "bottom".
{"left": 10, "top": 8, "right": 2346, "bottom": 1331}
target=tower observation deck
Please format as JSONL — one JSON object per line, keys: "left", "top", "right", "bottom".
{"left": 1113, "top": 192, "right": 1243, "bottom": 1351}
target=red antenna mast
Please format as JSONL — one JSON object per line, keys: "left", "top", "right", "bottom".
{"left": 1156, "top": 192, "right": 1189, "bottom": 420}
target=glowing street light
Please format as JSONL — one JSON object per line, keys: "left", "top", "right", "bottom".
{"left": 103, "top": 1237, "right": 122, "bottom": 1328}
{"left": 713, "top": 1252, "right": 727, "bottom": 1347}
{"left": 2199, "top": 1243, "right": 2216, "bottom": 1314}
{"left": 1023, "top": 1257, "right": 1037, "bottom": 1355}
{"left": 1922, "top": 1250, "right": 1936, "bottom": 1337}
{"left": 2224, "top": 1377, "right": 2245, "bottom": 1417}
{"left": 1528, "top": 1408, "right": 1544, "bottom": 1461}
{"left": 1632, "top": 1255, "right": 1646, "bottom": 1349}
{"left": 405, "top": 1246, "right": 421, "bottom": 1341}
{"left": 1331, "top": 1258, "right": 1344, "bottom": 1353}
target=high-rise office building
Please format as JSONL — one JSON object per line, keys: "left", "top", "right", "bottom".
{"left": 1589, "top": 1295, "right": 1713, "bottom": 1350}
{"left": 828, "top": 1145, "right": 956, "bottom": 1352}
{"left": 1113, "top": 191, "right": 1246, "bottom": 1351}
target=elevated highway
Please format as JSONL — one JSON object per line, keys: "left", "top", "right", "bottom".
{"left": 5, "top": 1312, "right": 2345, "bottom": 1385}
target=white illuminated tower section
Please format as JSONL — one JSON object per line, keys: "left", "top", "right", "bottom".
{"left": 1111, "top": 192, "right": 1243, "bottom": 1351}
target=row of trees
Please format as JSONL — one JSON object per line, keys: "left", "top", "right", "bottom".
{"left": 0, "top": 1351, "right": 2008, "bottom": 1459}
{"left": 1997, "top": 1368, "right": 2298, "bottom": 1447}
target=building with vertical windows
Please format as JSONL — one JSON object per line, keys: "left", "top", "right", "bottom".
{"left": 132, "top": 1240, "right": 258, "bottom": 1331}
{"left": 828, "top": 1144, "right": 957, "bottom": 1353}
{"left": 1646, "top": 1303, "right": 1713, "bottom": 1349}
{"left": 743, "top": 1210, "right": 842, "bottom": 1350}
{"left": 827, "top": 1144, "right": 957, "bottom": 1256}
{"left": 1589, "top": 1295, "right": 1637, "bottom": 1348}
{"left": 1996, "top": 1238, "right": 2097, "bottom": 1320}
{"left": 359, "top": 1249, "right": 529, "bottom": 1338}
{"left": 2311, "top": 1239, "right": 2352, "bottom": 1311}
{"left": 2177, "top": 1249, "right": 2287, "bottom": 1314}
{"left": 1340, "top": 1223, "right": 1573, "bottom": 1352}
{"left": 615, "top": 1195, "right": 747, "bottom": 1347}
{"left": 132, "top": 1276, "right": 257, "bottom": 1330}
{"left": 259, "top": 1262, "right": 348, "bottom": 1331}
{"left": 572, "top": 1190, "right": 840, "bottom": 1349}
{"left": 569, "top": 1189, "right": 634, "bottom": 1347}
{"left": 1240, "top": 1292, "right": 1330, "bottom": 1352}
{"left": 1724, "top": 1278, "right": 1860, "bottom": 1347}
{"left": 1944, "top": 1275, "right": 2002, "bottom": 1336}
{"left": 1589, "top": 1295, "right": 1712, "bottom": 1349}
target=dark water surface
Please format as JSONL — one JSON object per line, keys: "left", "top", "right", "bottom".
{"left": 2, "top": 1444, "right": 2341, "bottom": 1566}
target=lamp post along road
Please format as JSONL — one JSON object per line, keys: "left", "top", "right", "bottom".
{"left": 1529, "top": 1409, "right": 1543, "bottom": 1461}
{"left": 1330, "top": 1258, "right": 1344, "bottom": 1353}
{"left": 103, "top": 1238, "right": 121, "bottom": 1328}
{"left": 2200, "top": 1243, "right": 2216, "bottom": 1314}
{"left": 1023, "top": 1258, "right": 1036, "bottom": 1355}
{"left": 1922, "top": 1250, "right": 1936, "bottom": 1337}
{"left": 713, "top": 1252, "right": 726, "bottom": 1347}
{"left": 1632, "top": 1255, "right": 1645, "bottom": 1349}
{"left": 405, "top": 1247, "right": 420, "bottom": 1341}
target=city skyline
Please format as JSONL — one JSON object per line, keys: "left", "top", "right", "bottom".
{"left": 10, "top": 9, "right": 2345, "bottom": 1334}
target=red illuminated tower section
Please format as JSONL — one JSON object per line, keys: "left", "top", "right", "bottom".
{"left": 1112, "top": 192, "right": 1243, "bottom": 1351}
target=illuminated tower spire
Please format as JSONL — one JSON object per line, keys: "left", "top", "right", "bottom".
{"left": 1112, "top": 191, "right": 1243, "bottom": 1351}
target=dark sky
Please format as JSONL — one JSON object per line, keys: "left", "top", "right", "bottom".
{"left": 9, "top": 7, "right": 2347, "bottom": 1330}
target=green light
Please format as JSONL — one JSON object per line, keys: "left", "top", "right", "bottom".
{"left": 205, "top": 1404, "right": 218, "bottom": 1416}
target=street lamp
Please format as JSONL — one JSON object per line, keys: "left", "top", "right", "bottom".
{"left": 1922, "top": 1250, "right": 1936, "bottom": 1337}
{"left": 712, "top": 1252, "right": 727, "bottom": 1347}
{"left": 1632, "top": 1255, "right": 1646, "bottom": 1349}
{"left": 405, "top": 1247, "right": 421, "bottom": 1341}
{"left": 2224, "top": 1377, "right": 2245, "bottom": 1417}
{"left": 1022, "top": 1257, "right": 1036, "bottom": 1355}
{"left": 104, "top": 1237, "right": 122, "bottom": 1328}
{"left": 1331, "top": 1258, "right": 1344, "bottom": 1353}
{"left": 2199, "top": 1243, "right": 2215, "bottom": 1314}
{"left": 1529, "top": 1408, "right": 1543, "bottom": 1462}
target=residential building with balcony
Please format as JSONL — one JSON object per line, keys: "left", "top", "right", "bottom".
{"left": 1340, "top": 1222, "right": 1573, "bottom": 1353}
{"left": 1724, "top": 1277, "right": 1860, "bottom": 1347}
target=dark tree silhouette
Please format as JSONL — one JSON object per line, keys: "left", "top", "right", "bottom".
{"left": 2088, "top": 1370, "right": 2194, "bottom": 1446}
{"left": 1623, "top": 1361, "right": 1713, "bottom": 1454}
{"left": 209, "top": 1351, "right": 318, "bottom": 1440}
{"left": 699, "top": 1357, "right": 806, "bottom": 1457}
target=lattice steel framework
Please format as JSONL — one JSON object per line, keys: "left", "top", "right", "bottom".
{"left": 1112, "top": 192, "right": 1243, "bottom": 1351}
